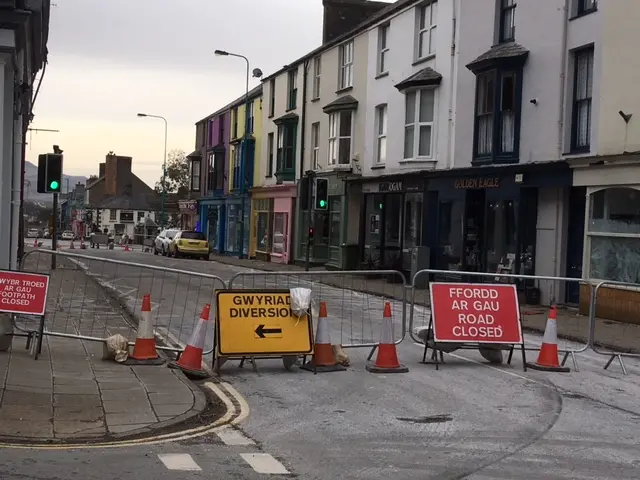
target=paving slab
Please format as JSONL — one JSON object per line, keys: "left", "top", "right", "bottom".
{"left": 0, "top": 261, "right": 209, "bottom": 443}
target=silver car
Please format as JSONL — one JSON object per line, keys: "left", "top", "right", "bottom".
{"left": 153, "top": 229, "right": 179, "bottom": 256}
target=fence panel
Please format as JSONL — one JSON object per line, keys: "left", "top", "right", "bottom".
{"left": 228, "top": 270, "right": 408, "bottom": 348}
{"left": 409, "top": 269, "right": 595, "bottom": 369}
{"left": 18, "top": 249, "right": 227, "bottom": 357}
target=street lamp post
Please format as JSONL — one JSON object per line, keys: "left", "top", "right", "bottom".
{"left": 214, "top": 50, "right": 262, "bottom": 259}
{"left": 137, "top": 113, "right": 168, "bottom": 228}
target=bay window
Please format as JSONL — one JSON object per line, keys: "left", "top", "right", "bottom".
{"left": 328, "top": 110, "right": 353, "bottom": 165}
{"left": 587, "top": 187, "right": 640, "bottom": 283}
{"left": 403, "top": 89, "right": 435, "bottom": 160}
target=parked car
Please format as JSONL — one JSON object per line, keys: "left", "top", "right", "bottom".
{"left": 168, "top": 231, "right": 209, "bottom": 260}
{"left": 26, "top": 228, "right": 39, "bottom": 238}
{"left": 61, "top": 231, "right": 75, "bottom": 241}
{"left": 153, "top": 229, "right": 180, "bottom": 256}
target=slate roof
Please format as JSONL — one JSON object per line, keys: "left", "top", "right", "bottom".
{"left": 187, "top": 150, "right": 201, "bottom": 158}
{"left": 323, "top": 95, "right": 359, "bottom": 113}
{"left": 394, "top": 67, "right": 443, "bottom": 91}
{"left": 466, "top": 42, "right": 530, "bottom": 72}
{"left": 273, "top": 112, "right": 299, "bottom": 124}
{"left": 93, "top": 193, "right": 160, "bottom": 211}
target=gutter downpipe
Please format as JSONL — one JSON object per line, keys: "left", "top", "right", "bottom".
{"left": 557, "top": 0, "right": 570, "bottom": 159}
{"left": 446, "top": 0, "right": 459, "bottom": 170}
{"left": 10, "top": 111, "right": 23, "bottom": 270}
{"left": 299, "top": 58, "right": 310, "bottom": 263}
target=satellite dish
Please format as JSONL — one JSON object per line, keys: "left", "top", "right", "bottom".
{"left": 252, "top": 68, "right": 263, "bottom": 78}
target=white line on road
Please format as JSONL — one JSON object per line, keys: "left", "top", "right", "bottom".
{"left": 157, "top": 453, "right": 202, "bottom": 471}
{"left": 240, "top": 453, "right": 290, "bottom": 475}
{"left": 216, "top": 425, "right": 255, "bottom": 446}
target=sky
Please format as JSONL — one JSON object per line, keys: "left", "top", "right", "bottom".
{"left": 26, "top": 0, "right": 337, "bottom": 188}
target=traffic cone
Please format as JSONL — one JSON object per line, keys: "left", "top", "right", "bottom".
{"left": 124, "top": 294, "right": 165, "bottom": 365}
{"left": 526, "top": 305, "right": 570, "bottom": 372}
{"left": 301, "top": 301, "right": 346, "bottom": 373}
{"left": 69, "top": 239, "right": 75, "bottom": 249}
{"left": 33, "top": 237, "right": 38, "bottom": 247}
{"left": 366, "top": 302, "right": 408, "bottom": 373}
{"left": 169, "top": 304, "right": 211, "bottom": 378}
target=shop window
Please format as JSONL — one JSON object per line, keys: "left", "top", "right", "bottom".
{"left": 207, "top": 206, "right": 219, "bottom": 250}
{"left": 272, "top": 213, "right": 288, "bottom": 255}
{"left": 383, "top": 194, "right": 403, "bottom": 267}
{"left": 404, "top": 193, "right": 423, "bottom": 249}
{"left": 329, "top": 197, "right": 342, "bottom": 247}
{"left": 437, "top": 200, "right": 464, "bottom": 271}
{"left": 364, "top": 195, "right": 383, "bottom": 267}
{"left": 256, "top": 211, "right": 270, "bottom": 251}
{"left": 313, "top": 211, "right": 330, "bottom": 246}
{"left": 226, "top": 204, "right": 239, "bottom": 252}
{"left": 588, "top": 187, "right": 640, "bottom": 283}
{"left": 485, "top": 200, "right": 518, "bottom": 277}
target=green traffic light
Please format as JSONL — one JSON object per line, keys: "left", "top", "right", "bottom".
{"left": 319, "top": 200, "right": 326, "bottom": 208}
{"left": 50, "top": 180, "right": 59, "bottom": 190}
{"left": 379, "top": 203, "right": 383, "bottom": 209}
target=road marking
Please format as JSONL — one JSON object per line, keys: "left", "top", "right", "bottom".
{"left": 216, "top": 425, "right": 255, "bottom": 446}
{"left": 157, "top": 453, "right": 202, "bottom": 471}
{"left": 221, "top": 382, "right": 251, "bottom": 425}
{"left": 240, "top": 453, "right": 290, "bottom": 475}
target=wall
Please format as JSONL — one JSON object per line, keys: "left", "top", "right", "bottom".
{"left": 455, "top": 0, "right": 568, "bottom": 167}
{"left": 596, "top": 0, "right": 640, "bottom": 155}
{"left": 261, "top": 63, "right": 304, "bottom": 187}
{"left": 363, "top": 0, "right": 454, "bottom": 176}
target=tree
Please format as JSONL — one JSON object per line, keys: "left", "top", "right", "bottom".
{"left": 155, "top": 149, "right": 190, "bottom": 197}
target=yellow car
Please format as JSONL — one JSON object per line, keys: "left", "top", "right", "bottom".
{"left": 169, "top": 231, "right": 210, "bottom": 260}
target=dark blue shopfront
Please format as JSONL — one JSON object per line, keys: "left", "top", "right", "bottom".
{"left": 423, "top": 163, "right": 573, "bottom": 292}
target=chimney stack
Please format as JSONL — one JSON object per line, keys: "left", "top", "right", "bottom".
{"left": 99, "top": 163, "right": 106, "bottom": 178}
{"left": 104, "top": 153, "right": 133, "bottom": 197}
{"left": 322, "top": 0, "right": 388, "bottom": 44}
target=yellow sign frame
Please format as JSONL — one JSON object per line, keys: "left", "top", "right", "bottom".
{"left": 215, "top": 289, "right": 314, "bottom": 357}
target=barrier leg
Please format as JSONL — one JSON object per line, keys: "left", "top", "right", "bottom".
{"left": 367, "top": 345, "right": 377, "bottom": 361}
{"left": 603, "top": 354, "right": 627, "bottom": 375}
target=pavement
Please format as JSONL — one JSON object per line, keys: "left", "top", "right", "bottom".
{"left": 0, "top": 257, "right": 208, "bottom": 443}
{"left": 5, "top": 242, "right": 640, "bottom": 479}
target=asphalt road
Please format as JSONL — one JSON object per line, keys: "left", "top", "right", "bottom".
{"left": 12, "top": 244, "right": 640, "bottom": 479}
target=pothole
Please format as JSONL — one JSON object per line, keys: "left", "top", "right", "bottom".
{"left": 396, "top": 414, "right": 453, "bottom": 424}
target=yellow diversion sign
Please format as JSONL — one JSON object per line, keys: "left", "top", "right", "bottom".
{"left": 215, "top": 290, "right": 314, "bottom": 357}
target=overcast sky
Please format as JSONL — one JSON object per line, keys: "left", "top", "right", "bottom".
{"left": 27, "top": 0, "right": 344, "bottom": 187}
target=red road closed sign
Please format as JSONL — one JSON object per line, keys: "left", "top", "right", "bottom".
{"left": 0, "top": 270, "right": 50, "bottom": 316}
{"left": 430, "top": 283, "right": 523, "bottom": 344}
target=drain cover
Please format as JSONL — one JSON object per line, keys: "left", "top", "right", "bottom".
{"left": 396, "top": 414, "right": 453, "bottom": 424}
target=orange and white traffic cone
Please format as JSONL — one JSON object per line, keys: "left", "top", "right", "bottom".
{"left": 526, "top": 305, "right": 570, "bottom": 372}
{"left": 366, "top": 302, "right": 408, "bottom": 373}
{"left": 125, "top": 294, "right": 165, "bottom": 365}
{"left": 169, "top": 304, "right": 211, "bottom": 378}
{"left": 301, "top": 301, "right": 346, "bottom": 373}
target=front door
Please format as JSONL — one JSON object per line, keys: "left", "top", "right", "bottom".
{"left": 565, "top": 187, "right": 586, "bottom": 304}
{"left": 463, "top": 189, "right": 486, "bottom": 273}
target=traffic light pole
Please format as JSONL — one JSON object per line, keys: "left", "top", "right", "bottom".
{"left": 304, "top": 170, "right": 315, "bottom": 272}
{"left": 51, "top": 192, "right": 58, "bottom": 270}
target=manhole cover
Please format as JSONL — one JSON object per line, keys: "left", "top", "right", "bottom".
{"left": 396, "top": 414, "right": 453, "bottom": 424}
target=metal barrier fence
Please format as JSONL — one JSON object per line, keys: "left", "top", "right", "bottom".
{"left": 228, "top": 270, "right": 408, "bottom": 350}
{"left": 13, "top": 248, "right": 640, "bottom": 375}
{"left": 18, "top": 249, "right": 227, "bottom": 357}
{"left": 409, "top": 269, "right": 595, "bottom": 371}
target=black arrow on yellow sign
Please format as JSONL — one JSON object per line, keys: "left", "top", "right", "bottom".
{"left": 255, "top": 324, "right": 282, "bottom": 338}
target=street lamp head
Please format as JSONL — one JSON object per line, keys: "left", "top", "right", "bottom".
{"left": 252, "top": 68, "right": 263, "bottom": 78}
{"left": 136, "top": 113, "right": 147, "bottom": 117}
{"left": 214, "top": 49, "right": 229, "bottom": 56}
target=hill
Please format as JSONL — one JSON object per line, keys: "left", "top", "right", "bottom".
{"left": 23, "top": 161, "right": 88, "bottom": 205}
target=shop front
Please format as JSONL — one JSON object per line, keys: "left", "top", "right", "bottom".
{"left": 424, "top": 163, "right": 573, "bottom": 304}
{"left": 572, "top": 158, "right": 640, "bottom": 323}
{"left": 199, "top": 198, "right": 225, "bottom": 253}
{"left": 359, "top": 177, "right": 426, "bottom": 273}
{"left": 295, "top": 173, "right": 358, "bottom": 269}
{"left": 178, "top": 200, "right": 198, "bottom": 230}
{"left": 223, "top": 195, "right": 250, "bottom": 257}
{"left": 250, "top": 185, "right": 296, "bottom": 264}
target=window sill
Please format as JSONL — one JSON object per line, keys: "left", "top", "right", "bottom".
{"left": 375, "top": 71, "right": 389, "bottom": 80}
{"left": 310, "top": 97, "right": 320, "bottom": 103}
{"left": 285, "top": 107, "right": 297, "bottom": 112}
{"left": 371, "top": 164, "right": 386, "bottom": 170}
{"left": 471, "top": 156, "right": 520, "bottom": 166}
{"left": 399, "top": 158, "right": 436, "bottom": 165}
{"left": 564, "top": 147, "right": 591, "bottom": 156}
{"left": 265, "top": 174, "right": 273, "bottom": 178}
{"left": 335, "top": 86, "right": 353, "bottom": 95}
{"left": 268, "top": 114, "right": 274, "bottom": 119}
{"left": 569, "top": 8, "right": 598, "bottom": 21}
{"left": 412, "top": 53, "right": 435, "bottom": 67}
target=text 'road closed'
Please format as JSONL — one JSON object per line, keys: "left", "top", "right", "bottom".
{"left": 429, "top": 283, "right": 523, "bottom": 344}
{"left": 216, "top": 290, "right": 314, "bottom": 356}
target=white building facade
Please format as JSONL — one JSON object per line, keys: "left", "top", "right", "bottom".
{"left": 87, "top": 208, "right": 157, "bottom": 239}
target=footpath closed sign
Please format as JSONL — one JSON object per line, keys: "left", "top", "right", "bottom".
{"left": 430, "top": 283, "right": 523, "bottom": 344}
{"left": 0, "top": 270, "right": 50, "bottom": 316}
{"left": 216, "top": 290, "right": 314, "bottom": 356}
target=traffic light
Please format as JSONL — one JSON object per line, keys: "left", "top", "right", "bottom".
{"left": 300, "top": 175, "right": 310, "bottom": 210}
{"left": 37, "top": 153, "right": 63, "bottom": 193}
{"left": 308, "top": 226, "right": 314, "bottom": 244}
{"left": 315, "top": 178, "right": 328, "bottom": 210}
